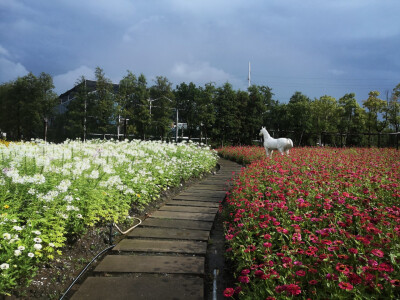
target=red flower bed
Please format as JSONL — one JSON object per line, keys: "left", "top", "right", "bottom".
{"left": 219, "top": 147, "right": 400, "bottom": 299}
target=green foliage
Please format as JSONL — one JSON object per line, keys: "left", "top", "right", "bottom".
{"left": 1, "top": 67, "right": 398, "bottom": 147}
{"left": 0, "top": 72, "right": 58, "bottom": 141}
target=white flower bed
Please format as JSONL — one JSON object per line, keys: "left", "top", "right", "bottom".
{"left": 0, "top": 139, "right": 218, "bottom": 294}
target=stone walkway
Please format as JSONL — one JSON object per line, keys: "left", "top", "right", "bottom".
{"left": 69, "top": 158, "right": 241, "bottom": 300}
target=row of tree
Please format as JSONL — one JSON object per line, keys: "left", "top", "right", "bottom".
{"left": 0, "top": 67, "right": 399, "bottom": 147}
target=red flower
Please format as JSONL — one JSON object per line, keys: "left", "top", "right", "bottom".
{"left": 336, "top": 263, "right": 350, "bottom": 275}
{"left": 371, "top": 249, "right": 384, "bottom": 258}
{"left": 238, "top": 275, "right": 250, "bottom": 283}
{"left": 390, "top": 279, "right": 400, "bottom": 287}
{"left": 338, "top": 281, "right": 354, "bottom": 291}
{"left": 223, "top": 288, "right": 234, "bottom": 297}
{"left": 296, "top": 270, "right": 306, "bottom": 277}
{"left": 285, "top": 284, "right": 301, "bottom": 296}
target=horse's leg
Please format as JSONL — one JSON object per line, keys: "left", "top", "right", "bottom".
{"left": 278, "top": 148, "right": 284, "bottom": 155}
{"left": 270, "top": 150, "right": 274, "bottom": 158}
{"left": 264, "top": 147, "right": 269, "bottom": 157}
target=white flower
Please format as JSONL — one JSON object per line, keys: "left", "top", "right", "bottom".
{"left": 0, "top": 263, "right": 9, "bottom": 270}
{"left": 28, "top": 253, "right": 34, "bottom": 258}
{"left": 77, "top": 214, "right": 83, "bottom": 219}
{"left": 48, "top": 243, "right": 55, "bottom": 247}
{"left": 64, "top": 195, "right": 73, "bottom": 203}
{"left": 34, "top": 244, "right": 42, "bottom": 250}
{"left": 3, "top": 233, "right": 11, "bottom": 240}
{"left": 14, "top": 250, "right": 21, "bottom": 256}
{"left": 33, "top": 237, "right": 42, "bottom": 243}
{"left": 18, "top": 246, "right": 25, "bottom": 251}
{"left": 33, "top": 230, "right": 41, "bottom": 235}
{"left": 28, "top": 188, "right": 36, "bottom": 195}
{"left": 13, "top": 226, "right": 23, "bottom": 231}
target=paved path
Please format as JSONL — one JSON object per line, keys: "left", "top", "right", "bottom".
{"left": 70, "top": 158, "right": 241, "bottom": 300}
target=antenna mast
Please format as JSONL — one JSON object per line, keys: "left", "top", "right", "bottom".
{"left": 248, "top": 61, "right": 251, "bottom": 87}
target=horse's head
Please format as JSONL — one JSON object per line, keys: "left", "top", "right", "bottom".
{"left": 259, "top": 127, "right": 266, "bottom": 136}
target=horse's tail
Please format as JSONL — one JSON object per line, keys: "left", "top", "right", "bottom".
{"left": 288, "top": 138, "right": 293, "bottom": 148}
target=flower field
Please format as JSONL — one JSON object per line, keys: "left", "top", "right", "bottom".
{"left": 218, "top": 146, "right": 400, "bottom": 299}
{"left": 0, "top": 139, "right": 218, "bottom": 295}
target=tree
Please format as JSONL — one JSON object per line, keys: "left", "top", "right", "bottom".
{"left": 174, "top": 82, "right": 200, "bottom": 139}
{"left": 62, "top": 76, "right": 94, "bottom": 141}
{"left": 311, "top": 95, "right": 341, "bottom": 146}
{"left": 0, "top": 72, "right": 57, "bottom": 140}
{"left": 338, "top": 93, "right": 366, "bottom": 146}
{"left": 132, "top": 74, "right": 150, "bottom": 139}
{"left": 363, "top": 91, "right": 387, "bottom": 147}
{"left": 213, "top": 83, "right": 240, "bottom": 145}
{"left": 117, "top": 71, "right": 138, "bottom": 139}
{"left": 93, "top": 67, "right": 116, "bottom": 136}
{"left": 237, "top": 85, "right": 269, "bottom": 144}
{"left": 0, "top": 82, "right": 14, "bottom": 139}
{"left": 388, "top": 83, "right": 400, "bottom": 148}
{"left": 287, "top": 92, "right": 312, "bottom": 145}
{"left": 149, "top": 76, "right": 174, "bottom": 140}
{"left": 197, "top": 83, "right": 216, "bottom": 144}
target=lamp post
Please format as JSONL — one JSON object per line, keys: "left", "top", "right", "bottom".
{"left": 43, "top": 117, "right": 48, "bottom": 142}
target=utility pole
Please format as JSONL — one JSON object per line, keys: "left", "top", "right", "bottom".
{"left": 248, "top": 61, "right": 251, "bottom": 87}
{"left": 83, "top": 79, "right": 87, "bottom": 142}
{"left": 175, "top": 108, "right": 179, "bottom": 143}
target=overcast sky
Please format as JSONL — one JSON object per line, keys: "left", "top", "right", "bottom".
{"left": 1, "top": 0, "right": 399, "bottom": 103}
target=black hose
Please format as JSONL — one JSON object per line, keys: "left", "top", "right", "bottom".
{"left": 58, "top": 243, "right": 115, "bottom": 300}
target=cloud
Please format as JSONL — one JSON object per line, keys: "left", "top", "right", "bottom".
{"left": 53, "top": 65, "right": 95, "bottom": 95}
{"left": 0, "top": 45, "right": 9, "bottom": 57}
{"left": 0, "top": 45, "right": 28, "bottom": 83}
{"left": 171, "top": 61, "right": 234, "bottom": 85}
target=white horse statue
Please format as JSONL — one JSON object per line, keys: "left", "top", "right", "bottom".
{"left": 259, "top": 127, "right": 293, "bottom": 158}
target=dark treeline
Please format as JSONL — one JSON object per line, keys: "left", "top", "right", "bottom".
{"left": 0, "top": 67, "right": 399, "bottom": 148}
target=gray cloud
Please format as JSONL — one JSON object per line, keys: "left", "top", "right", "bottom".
{"left": 0, "top": 0, "right": 399, "bottom": 102}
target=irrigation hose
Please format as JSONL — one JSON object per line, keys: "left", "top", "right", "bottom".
{"left": 113, "top": 216, "right": 142, "bottom": 235}
{"left": 59, "top": 217, "right": 142, "bottom": 300}
{"left": 58, "top": 244, "right": 115, "bottom": 300}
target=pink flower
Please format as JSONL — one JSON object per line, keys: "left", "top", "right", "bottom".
{"left": 285, "top": 284, "right": 301, "bottom": 296}
{"left": 296, "top": 270, "right": 306, "bottom": 277}
{"left": 238, "top": 275, "right": 250, "bottom": 283}
{"left": 348, "top": 248, "right": 358, "bottom": 254}
{"left": 338, "top": 281, "right": 354, "bottom": 291}
{"left": 223, "top": 288, "right": 234, "bottom": 297}
{"left": 371, "top": 249, "right": 384, "bottom": 258}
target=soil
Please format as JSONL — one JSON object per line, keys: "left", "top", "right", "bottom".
{"left": 3, "top": 167, "right": 234, "bottom": 300}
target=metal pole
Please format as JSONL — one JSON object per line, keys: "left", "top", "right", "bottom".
{"left": 176, "top": 108, "right": 178, "bottom": 143}
{"left": 117, "top": 114, "right": 120, "bottom": 140}
{"left": 43, "top": 118, "right": 48, "bottom": 142}
{"left": 84, "top": 80, "right": 87, "bottom": 142}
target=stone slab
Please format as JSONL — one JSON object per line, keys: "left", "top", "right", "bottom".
{"left": 127, "top": 227, "right": 209, "bottom": 241}
{"left": 114, "top": 239, "right": 207, "bottom": 254}
{"left": 188, "top": 184, "right": 227, "bottom": 191}
{"left": 141, "top": 218, "right": 213, "bottom": 231}
{"left": 159, "top": 205, "right": 218, "bottom": 214}
{"left": 150, "top": 210, "right": 216, "bottom": 222}
{"left": 95, "top": 255, "right": 205, "bottom": 274}
{"left": 166, "top": 200, "right": 219, "bottom": 207}
{"left": 71, "top": 276, "right": 203, "bottom": 300}
{"left": 71, "top": 276, "right": 204, "bottom": 300}
{"left": 173, "top": 194, "right": 223, "bottom": 202}
{"left": 180, "top": 190, "right": 227, "bottom": 197}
